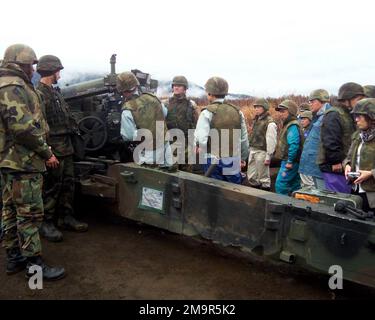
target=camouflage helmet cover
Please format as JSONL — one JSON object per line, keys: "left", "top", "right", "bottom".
{"left": 309, "top": 89, "right": 330, "bottom": 102}
{"left": 3, "top": 43, "right": 38, "bottom": 65}
{"left": 276, "top": 99, "right": 298, "bottom": 116}
{"left": 116, "top": 71, "right": 140, "bottom": 92}
{"left": 351, "top": 98, "right": 375, "bottom": 120}
{"left": 337, "top": 82, "right": 365, "bottom": 101}
{"left": 300, "top": 111, "right": 313, "bottom": 121}
{"left": 299, "top": 102, "right": 311, "bottom": 112}
{"left": 253, "top": 98, "right": 269, "bottom": 111}
{"left": 37, "top": 55, "right": 64, "bottom": 73}
{"left": 172, "top": 75, "right": 188, "bottom": 89}
{"left": 363, "top": 85, "right": 375, "bottom": 98}
{"left": 205, "top": 76, "right": 229, "bottom": 96}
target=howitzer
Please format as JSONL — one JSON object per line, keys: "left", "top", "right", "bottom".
{"left": 61, "top": 54, "right": 158, "bottom": 158}
{"left": 63, "top": 56, "right": 375, "bottom": 290}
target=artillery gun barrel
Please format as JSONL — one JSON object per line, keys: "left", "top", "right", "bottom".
{"left": 62, "top": 78, "right": 111, "bottom": 101}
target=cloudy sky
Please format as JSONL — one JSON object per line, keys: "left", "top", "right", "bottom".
{"left": 1, "top": 0, "right": 374, "bottom": 97}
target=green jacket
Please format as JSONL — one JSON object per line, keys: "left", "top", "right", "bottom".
{"left": 275, "top": 119, "right": 303, "bottom": 162}
{"left": 249, "top": 113, "right": 275, "bottom": 151}
{"left": 165, "top": 95, "right": 197, "bottom": 136}
{"left": 37, "top": 82, "right": 74, "bottom": 157}
{"left": 0, "top": 63, "right": 52, "bottom": 172}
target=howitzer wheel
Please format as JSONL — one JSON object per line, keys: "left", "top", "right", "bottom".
{"left": 78, "top": 116, "right": 108, "bottom": 152}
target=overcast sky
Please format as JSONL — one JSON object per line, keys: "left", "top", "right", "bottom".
{"left": 1, "top": 0, "right": 374, "bottom": 97}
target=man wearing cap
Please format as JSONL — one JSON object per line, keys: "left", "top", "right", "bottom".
{"left": 247, "top": 98, "right": 277, "bottom": 191}
{"left": 37, "top": 55, "right": 88, "bottom": 242}
{"left": 0, "top": 44, "right": 64, "bottom": 280}
{"left": 194, "top": 77, "right": 249, "bottom": 184}
{"left": 317, "top": 82, "right": 365, "bottom": 193}
{"left": 118, "top": 71, "right": 173, "bottom": 167}
{"left": 163, "top": 76, "right": 198, "bottom": 171}
{"left": 299, "top": 89, "right": 332, "bottom": 189}
{"left": 274, "top": 100, "right": 304, "bottom": 195}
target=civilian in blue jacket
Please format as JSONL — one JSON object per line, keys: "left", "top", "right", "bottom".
{"left": 299, "top": 89, "right": 331, "bottom": 189}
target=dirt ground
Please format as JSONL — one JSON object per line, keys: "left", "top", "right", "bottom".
{"left": 1, "top": 206, "right": 375, "bottom": 300}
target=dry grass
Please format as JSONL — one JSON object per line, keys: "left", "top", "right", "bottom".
{"left": 192, "top": 95, "right": 309, "bottom": 133}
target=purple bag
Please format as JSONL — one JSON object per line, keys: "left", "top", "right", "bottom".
{"left": 323, "top": 173, "right": 352, "bottom": 194}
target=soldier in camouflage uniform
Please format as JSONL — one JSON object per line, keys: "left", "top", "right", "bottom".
{"left": 247, "top": 98, "right": 277, "bottom": 191}
{"left": 117, "top": 72, "right": 173, "bottom": 167}
{"left": 344, "top": 98, "right": 375, "bottom": 212}
{"left": 37, "top": 55, "right": 88, "bottom": 242}
{"left": 194, "top": 77, "right": 249, "bottom": 184}
{"left": 318, "top": 82, "right": 365, "bottom": 193}
{"left": 275, "top": 100, "right": 304, "bottom": 195}
{"left": 0, "top": 44, "right": 64, "bottom": 280}
{"left": 162, "top": 76, "right": 198, "bottom": 171}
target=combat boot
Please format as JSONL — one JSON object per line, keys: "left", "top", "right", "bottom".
{"left": 39, "top": 221, "right": 63, "bottom": 242}
{"left": 6, "top": 247, "right": 27, "bottom": 275}
{"left": 60, "top": 215, "right": 88, "bottom": 232}
{"left": 26, "top": 256, "right": 65, "bottom": 281}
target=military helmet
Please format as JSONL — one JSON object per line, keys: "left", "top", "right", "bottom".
{"left": 253, "top": 98, "right": 269, "bottom": 111}
{"left": 363, "top": 85, "right": 375, "bottom": 98}
{"left": 37, "top": 55, "right": 64, "bottom": 73}
{"left": 337, "top": 82, "right": 365, "bottom": 101}
{"left": 300, "top": 111, "right": 313, "bottom": 121}
{"left": 276, "top": 99, "right": 298, "bottom": 116}
{"left": 351, "top": 98, "right": 375, "bottom": 120}
{"left": 3, "top": 43, "right": 38, "bottom": 65}
{"left": 308, "top": 89, "right": 330, "bottom": 102}
{"left": 205, "top": 76, "right": 228, "bottom": 96}
{"left": 299, "top": 102, "right": 310, "bottom": 112}
{"left": 172, "top": 75, "right": 188, "bottom": 89}
{"left": 116, "top": 71, "right": 140, "bottom": 92}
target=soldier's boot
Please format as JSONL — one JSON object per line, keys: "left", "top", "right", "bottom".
{"left": 39, "top": 221, "right": 63, "bottom": 242}
{"left": 6, "top": 248, "right": 27, "bottom": 275}
{"left": 26, "top": 256, "right": 65, "bottom": 281}
{"left": 60, "top": 215, "right": 88, "bottom": 232}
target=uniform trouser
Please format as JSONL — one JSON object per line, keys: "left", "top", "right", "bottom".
{"left": 43, "top": 155, "right": 75, "bottom": 222}
{"left": 275, "top": 161, "right": 301, "bottom": 195}
{"left": 247, "top": 149, "right": 271, "bottom": 188}
{"left": 1, "top": 171, "right": 43, "bottom": 257}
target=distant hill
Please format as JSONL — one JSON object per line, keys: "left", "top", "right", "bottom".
{"left": 157, "top": 80, "right": 252, "bottom": 100}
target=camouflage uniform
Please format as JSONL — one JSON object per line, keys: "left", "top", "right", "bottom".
{"left": 163, "top": 76, "right": 198, "bottom": 172}
{"left": 37, "top": 55, "right": 87, "bottom": 238}
{"left": 37, "top": 83, "right": 75, "bottom": 220}
{"left": 0, "top": 61, "right": 52, "bottom": 258}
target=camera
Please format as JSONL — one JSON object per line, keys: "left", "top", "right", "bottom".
{"left": 347, "top": 172, "right": 361, "bottom": 180}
